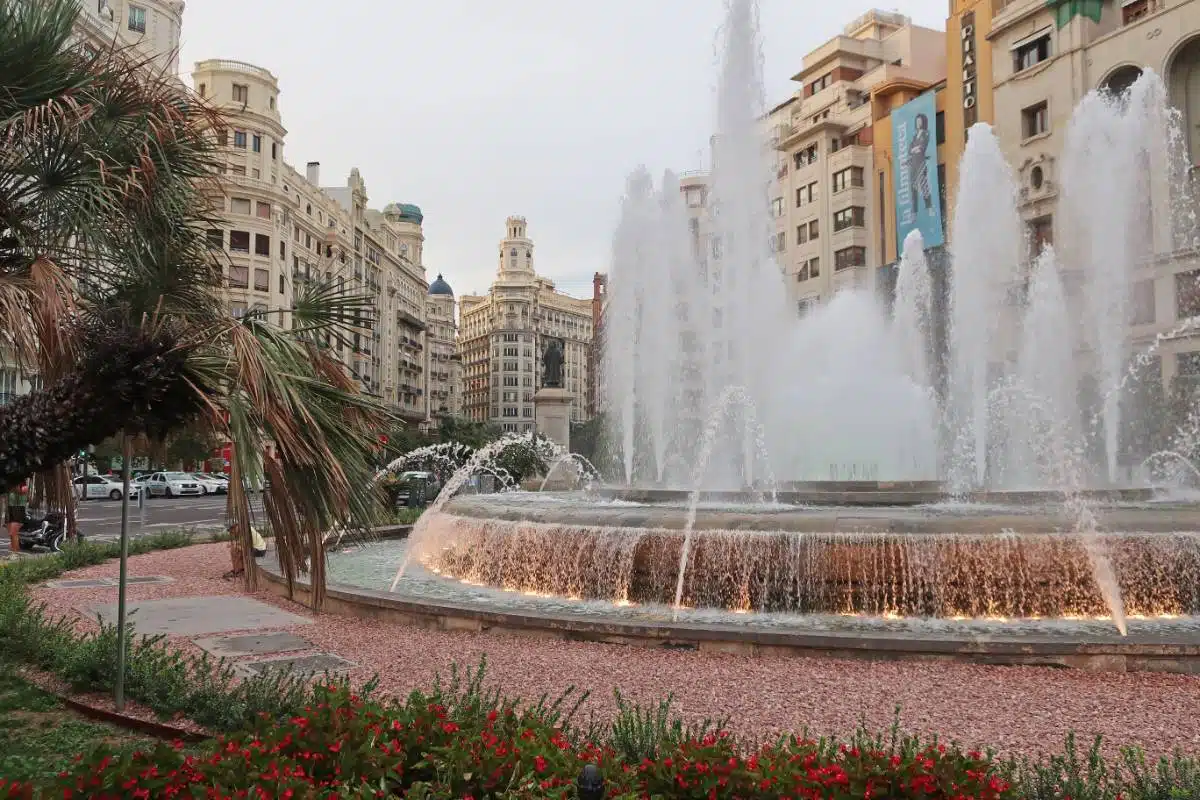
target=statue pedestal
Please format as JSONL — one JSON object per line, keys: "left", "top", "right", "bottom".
{"left": 533, "top": 388, "right": 572, "bottom": 451}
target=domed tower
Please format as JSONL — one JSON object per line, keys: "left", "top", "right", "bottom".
{"left": 191, "top": 59, "right": 290, "bottom": 316}
{"left": 498, "top": 215, "right": 534, "bottom": 276}
{"left": 383, "top": 202, "right": 425, "bottom": 267}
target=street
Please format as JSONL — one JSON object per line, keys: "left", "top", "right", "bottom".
{"left": 1, "top": 495, "right": 231, "bottom": 555}
{"left": 75, "top": 495, "right": 230, "bottom": 540}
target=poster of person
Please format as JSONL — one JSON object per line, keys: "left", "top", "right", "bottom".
{"left": 892, "top": 92, "right": 945, "bottom": 252}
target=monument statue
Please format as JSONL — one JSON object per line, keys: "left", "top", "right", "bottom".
{"left": 541, "top": 338, "right": 564, "bottom": 389}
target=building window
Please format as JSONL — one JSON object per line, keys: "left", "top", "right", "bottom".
{"left": 228, "top": 266, "right": 248, "bottom": 289}
{"left": 834, "top": 246, "right": 866, "bottom": 271}
{"left": 197, "top": 83, "right": 206, "bottom": 97}
{"left": 254, "top": 268, "right": 269, "bottom": 292}
{"left": 1132, "top": 279, "right": 1155, "bottom": 325}
{"left": 256, "top": 201, "right": 272, "bottom": 219}
{"left": 271, "top": 142, "right": 278, "bottom": 160}
{"left": 1022, "top": 101, "right": 1049, "bottom": 139}
{"left": 205, "top": 229, "right": 223, "bottom": 250}
{"left": 127, "top": 4, "right": 145, "bottom": 32}
{"left": 1027, "top": 215, "right": 1053, "bottom": 259}
{"left": 796, "top": 219, "right": 818, "bottom": 244}
{"left": 1177, "top": 270, "right": 1200, "bottom": 319}
{"left": 797, "top": 257, "right": 819, "bottom": 281}
{"left": 771, "top": 231, "right": 786, "bottom": 253}
{"left": 833, "top": 206, "right": 866, "bottom": 232}
{"left": 935, "top": 111, "right": 946, "bottom": 145}
{"left": 233, "top": 131, "right": 247, "bottom": 149}
{"left": 832, "top": 166, "right": 864, "bottom": 193}
{"left": 216, "top": 129, "right": 227, "bottom": 147}
{"left": 797, "top": 297, "right": 817, "bottom": 318}
{"left": 792, "top": 144, "right": 818, "bottom": 170}
{"left": 1013, "top": 32, "right": 1052, "bottom": 73}
{"left": 254, "top": 234, "right": 271, "bottom": 257}
{"left": 231, "top": 197, "right": 251, "bottom": 214}
{"left": 772, "top": 197, "right": 783, "bottom": 217}
{"left": 1123, "top": 0, "right": 1150, "bottom": 24}
{"left": 232, "top": 83, "right": 249, "bottom": 104}
{"left": 229, "top": 231, "right": 250, "bottom": 252}
{"left": 252, "top": 134, "right": 262, "bottom": 153}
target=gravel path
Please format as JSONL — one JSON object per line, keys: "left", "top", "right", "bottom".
{"left": 31, "top": 543, "right": 1200, "bottom": 758}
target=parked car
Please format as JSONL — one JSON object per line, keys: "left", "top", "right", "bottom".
{"left": 73, "top": 475, "right": 140, "bottom": 501}
{"left": 134, "top": 471, "right": 203, "bottom": 498}
{"left": 392, "top": 471, "right": 441, "bottom": 507}
{"left": 188, "top": 473, "right": 227, "bottom": 495}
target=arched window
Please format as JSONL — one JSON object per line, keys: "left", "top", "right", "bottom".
{"left": 1170, "top": 39, "right": 1200, "bottom": 164}
{"left": 1101, "top": 64, "right": 1144, "bottom": 99}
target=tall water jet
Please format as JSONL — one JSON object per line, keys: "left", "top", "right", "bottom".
{"left": 948, "top": 123, "right": 1022, "bottom": 490}
{"left": 1060, "top": 71, "right": 1186, "bottom": 485}
{"left": 894, "top": 229, "right": 934, "bottom": 391}
{"left": 1006, "top": 246, "right": 1077, "bottom": 488}
{"left": 606, "top": 169, "right": 656, "bottom": 483}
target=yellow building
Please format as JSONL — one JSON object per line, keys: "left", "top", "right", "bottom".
{"left": 870, "top": 81, "right": 949, "bottom": 268}
{"left": 942, "top": 0, "right": 999, "bottom": 220}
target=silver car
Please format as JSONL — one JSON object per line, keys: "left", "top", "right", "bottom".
{"left": 136, "top": 471, "right": 203, "bottom": 498}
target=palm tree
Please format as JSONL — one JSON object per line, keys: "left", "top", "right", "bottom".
{"left": 0, "top": 0, "right": 392, "bottom": 607}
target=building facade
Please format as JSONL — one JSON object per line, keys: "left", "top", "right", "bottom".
{"left": 426, "top": 274, "right": 462, "bottom": 420}
{"left": 74, "top": 0, "right": 184, "bottom": 75}
{"left": 768, "top": 10, "right": 946, "bottom": 314}
{"left": 944, "top": 0, "right": 1200, "bottom": 387}
{"left": 192, "top": 59, "right": 442, "bottom": 424}
{"left": 458, "top": 217, "right": 595, "bottom": 432}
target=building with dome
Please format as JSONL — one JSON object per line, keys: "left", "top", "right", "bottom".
{"left": 458, "top": 217, "right": 596, "bottom": 432}
{"left": 189, "top": 57, "right": 446, "bottom": 424}
{"left": 425, "top": 274, "right": 462, "bottom": 419}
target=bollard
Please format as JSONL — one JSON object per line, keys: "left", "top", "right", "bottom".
{"left": 577, "top": 763, "right": 603, "bottom": 800}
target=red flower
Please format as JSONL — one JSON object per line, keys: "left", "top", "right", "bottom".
{"left": 441, "top": 722, "right": 459, "bottom": 734}
{"left": 534, "top": 756, "right": 547, "bottom": 773}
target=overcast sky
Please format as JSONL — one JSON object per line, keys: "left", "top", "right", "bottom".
{"left": 178, "top": 1, "right": 945, "bottom": 299}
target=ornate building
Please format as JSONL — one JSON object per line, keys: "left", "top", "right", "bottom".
{"left": 74, "top": 0, "right": 184, "bottom": 75}
{"left": 458, "top": 217, "right": 595, "bottom": 432}
{"left": 425, "top": 274, "right": 462, "bottom": 420}
{"left": 191, "top": 59, "right": 441, "bottom": 423}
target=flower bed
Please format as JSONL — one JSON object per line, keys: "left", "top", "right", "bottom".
{"left": 3, "top": 666, "right": 1198, "bottom": 799}
{"left": 5, "top": 673, "right": 1019, "bottom": 799}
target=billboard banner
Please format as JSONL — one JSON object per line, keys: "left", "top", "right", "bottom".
{"left": 893, "top": 92, "right": 944, "bottom": 252}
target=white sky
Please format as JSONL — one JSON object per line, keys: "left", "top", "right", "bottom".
{"left": 178, "top": 1, "right": 947, "bottom": 299}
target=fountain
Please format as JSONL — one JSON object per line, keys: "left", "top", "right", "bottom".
{"left": 298, "top": 1, "right": 1200, "bottom": 668}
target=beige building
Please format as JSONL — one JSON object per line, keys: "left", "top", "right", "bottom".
{"left": 192, "top": 59, "right": 442, "bottom": 425}
{"left": 74, "top": 0, "right": 184, "bottom": 75}
{"left": 425, "top": 274, "right": 463, "bottom": 419}
{"left": 981, "top": 0, "right": 1200, "bottom": 386}
{"left": 459, "top": 217, "right": 595, "bottom": 432}
{"left": 767, "top": 10, "right": 946, "bottom": 314}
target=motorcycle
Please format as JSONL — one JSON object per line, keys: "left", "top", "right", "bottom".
{"left": 18, "top": 510, "right": 73, "bottom": 552}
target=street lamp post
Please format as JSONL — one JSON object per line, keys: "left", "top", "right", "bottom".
{"left": 114, "top": 432, "right": 132, "bottom": 711}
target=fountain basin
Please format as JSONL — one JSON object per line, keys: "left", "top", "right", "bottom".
{"left": 385, "top": 494, "right": 1200, "bottom": 620}
{"left": 268, "top": 527, "right": 1200, "bottom": 675}
{"left": 599, "top": 485, "right": 1159, "bottom": 507}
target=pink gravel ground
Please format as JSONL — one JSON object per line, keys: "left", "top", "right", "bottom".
{"left": 31, "top": 543, "right": 1200, "bottom": 759}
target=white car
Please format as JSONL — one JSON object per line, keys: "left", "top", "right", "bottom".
{"left": 73, "top": 475, "right": 140, "bottom": 501}
{"left": 188, "top": 473, "right": 227, "bottom": 495}
{"left": 137, "top": 471, "right": 204, "bottom": 498}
